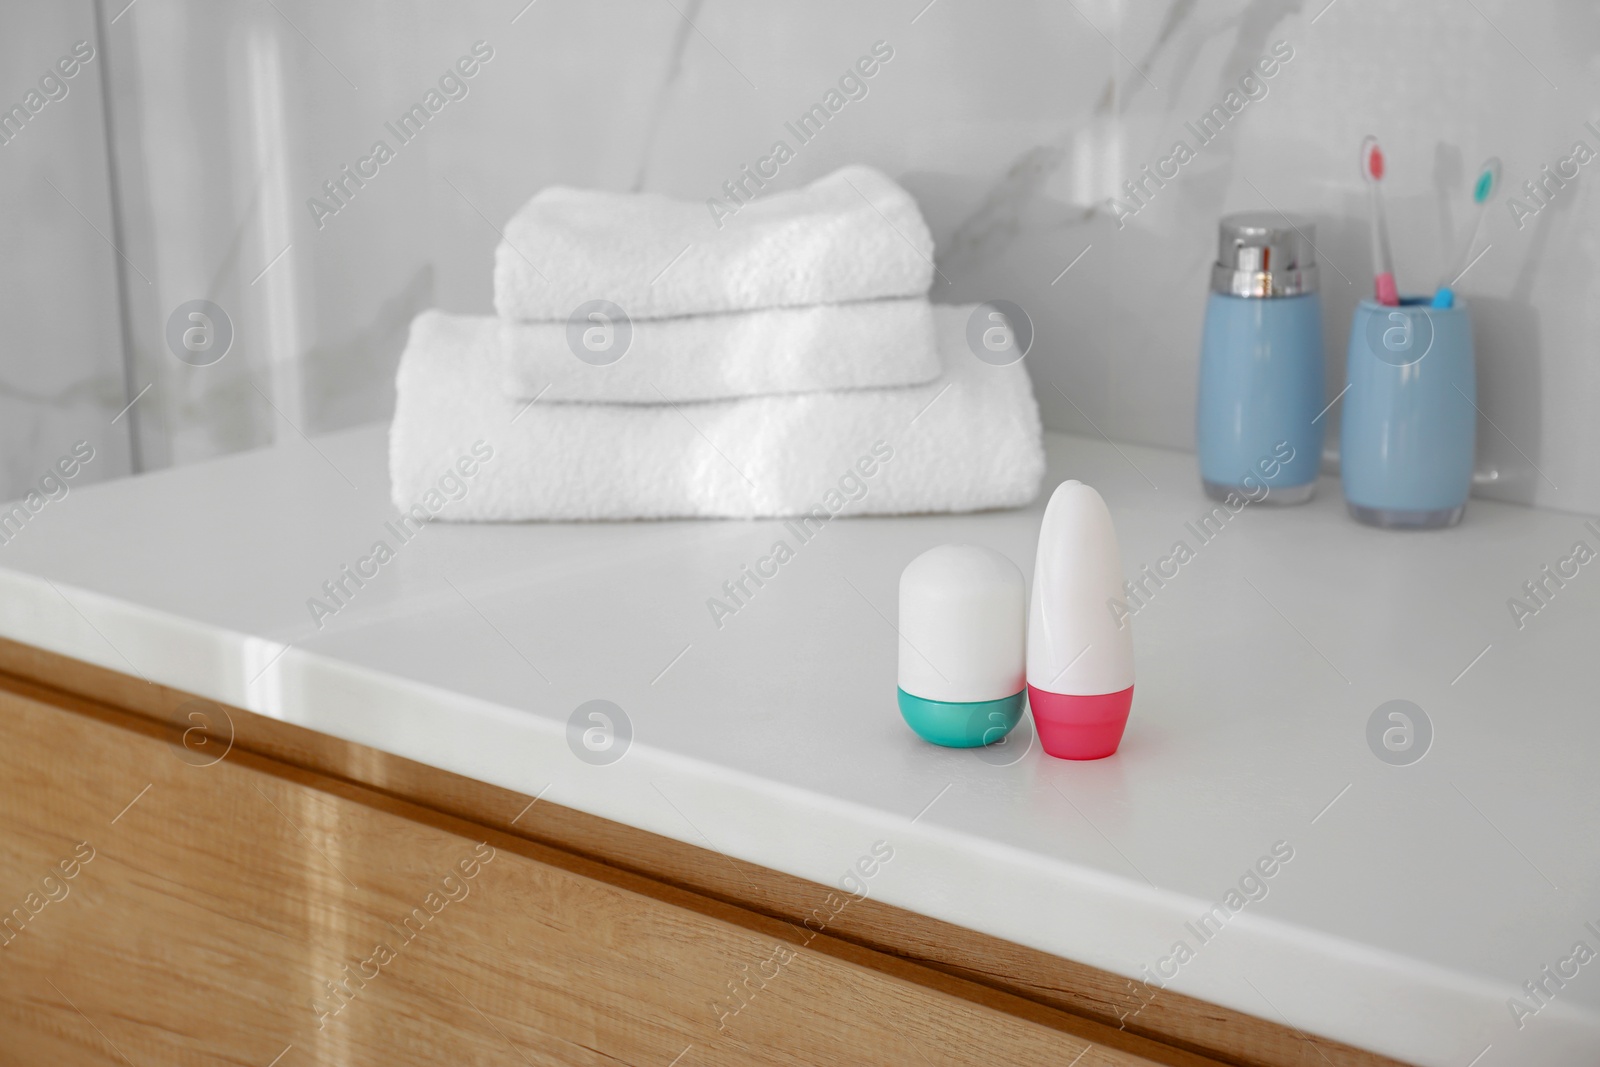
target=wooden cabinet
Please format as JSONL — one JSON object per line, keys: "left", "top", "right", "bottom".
{"left": 0, "top": 641, "right": 1403, "bottom": 1067}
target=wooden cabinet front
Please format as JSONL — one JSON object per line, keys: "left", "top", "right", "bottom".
{"left": 0, "top": 678, "right": 1173, "bottom": 1067}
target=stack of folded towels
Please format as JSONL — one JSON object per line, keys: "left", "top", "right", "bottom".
{"left": 389, "top": 164, "right": 1044, "bottom": 521}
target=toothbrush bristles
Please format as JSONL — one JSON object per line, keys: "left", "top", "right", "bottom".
{"left": 1361, "top": 136, "right": 1384, "bottom": 181}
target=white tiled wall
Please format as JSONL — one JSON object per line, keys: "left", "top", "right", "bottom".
{"left": 0, "top": 0, "right": 131, "bottom": 503}
{"left": 9, "top": 0, "right": 1600, "bottom": 513}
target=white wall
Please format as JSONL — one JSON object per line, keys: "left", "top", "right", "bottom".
{"left": 13, "top": 0, "right": 1600, "bottom": 513}
{"left": 0, "top": 0, "right": 130, "bottom": 503}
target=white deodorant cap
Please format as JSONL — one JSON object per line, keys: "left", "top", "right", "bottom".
{"left": 1026, "top": 480, "right": 1135, "bottom": 695}
{"left": 898, "top": 544, "right": 1026, "bottom": 703}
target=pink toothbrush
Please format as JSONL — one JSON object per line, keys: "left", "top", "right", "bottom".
{"left": 1360, "top": 136, "right": 1399, "bottom": 306}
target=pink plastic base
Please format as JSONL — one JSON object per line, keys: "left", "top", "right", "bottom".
{"left": 1027, "top": 685, "right": 1134, "bottom": 760}
{"left": 1374, "top": 272, "right": 1399, "bottom": 307}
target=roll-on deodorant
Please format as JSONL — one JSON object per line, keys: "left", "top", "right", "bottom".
{"left": 1026, "top": 480, "right": 1134, "bottom": 759}
{"left": 897, "top": 544, "right": 1026, "bottom": 748}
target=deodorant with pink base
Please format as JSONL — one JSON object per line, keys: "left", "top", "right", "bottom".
{"left": 1026, "top": 480, "right": 1134, "bottom": 760}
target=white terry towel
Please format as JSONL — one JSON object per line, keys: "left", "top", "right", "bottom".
{"left": 390, "top": 305, "right": 1043, "bottom": 521}
{"left": 492, "top": 164, "right": 935, "bottom": 322}
{"left": 501, "top": 298, "right": 940, "bottom": 403}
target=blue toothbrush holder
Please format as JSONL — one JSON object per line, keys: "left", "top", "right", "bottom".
{"left": 1340, "top": 297, "right": 1475, "bottom": 529}
{"left": 1197, "top": 213, "right": 1325, "bottom": 504}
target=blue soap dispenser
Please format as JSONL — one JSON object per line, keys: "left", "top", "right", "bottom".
{"left": 1196, "top": 213, "right": 1325, "bottom": 503}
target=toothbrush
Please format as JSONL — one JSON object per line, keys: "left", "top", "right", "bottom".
{"left": 1360, "top": 136, "right": 1399, "bottom": 306}
{"left": 1432, "top": 157, "right": 1500, "bottom": 308}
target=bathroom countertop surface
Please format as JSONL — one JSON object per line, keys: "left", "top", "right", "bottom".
{"left": 2, "top": 425, "right": 1595, "bottom": 1067}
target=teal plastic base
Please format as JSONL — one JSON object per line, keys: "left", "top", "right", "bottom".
{"left": 897, "top": 689, "right": 1025, "bottom": 748}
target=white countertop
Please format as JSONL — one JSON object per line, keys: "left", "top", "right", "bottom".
{"left": 2, "top": 425, "right": 1595, "bottom": 1066}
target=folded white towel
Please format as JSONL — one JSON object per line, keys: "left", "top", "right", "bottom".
{"left": 501, "top": 298, "right": 940, "bottom": 403}
{"left": 493, "top": 164, "right": 936, "bottom": 322}
{"left": 390, "top": 305, "right": 1043, "bottom": 521}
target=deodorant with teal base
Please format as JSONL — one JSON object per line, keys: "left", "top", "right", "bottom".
{"left": 896, "top": 545, "right": 1025, "bottom": 748}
